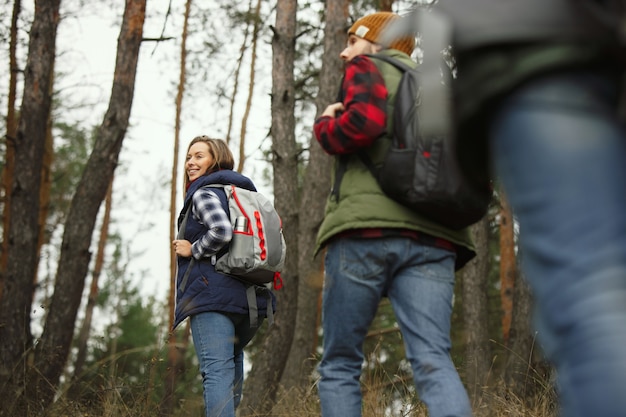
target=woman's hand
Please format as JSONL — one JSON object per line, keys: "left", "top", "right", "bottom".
{"left": 172, "top": 239, "right": 192, "bottom": 257}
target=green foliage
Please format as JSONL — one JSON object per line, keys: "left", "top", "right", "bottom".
{"left": 48, "top": 122, "right": 95, "bottom": 228}
{"left": 61, "top": 229, "right": 207, "bottom": 415}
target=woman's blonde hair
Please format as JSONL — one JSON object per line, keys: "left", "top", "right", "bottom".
{"left": 183, "top": 136, "right": 235, "bottom": 192}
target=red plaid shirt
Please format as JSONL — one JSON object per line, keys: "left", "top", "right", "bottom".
{"left": 314, "top": 55, "right": 388, "bottom": 154}
{"left": 313, "top": 55, "right": 455, "bottom": 253}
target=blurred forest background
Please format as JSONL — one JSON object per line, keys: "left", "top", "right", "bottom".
{"left": 0, "top": 0, "right": 556, "bottom": 416}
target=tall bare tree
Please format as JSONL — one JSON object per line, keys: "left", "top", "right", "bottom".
{"left": 503, "top": 209, "right": 547, "bottom": 403}
{"left": 163, "top": 0, "right": 193, "bottom": 415}
{"left": 239, "top": 0, "right": 299, "bottom": 413}
{"left": 281, "top": 0, "right": 349, "bottom": 392}
{"left": 461, "top": 215, "right": 492, "bottom": 405}
{"left": 12, "top": 0, "right": 145, "bottom": 412}
{"left": 236, "top": 0, "right": 263, "bottom": 173}
{"left": 73, "top": 181, "right": 113, "bottom": 381}
{"left": 72, "top": 179, "right": 114, "bottom": 381}
{"left": 0, "top": 0, "right": 22, "bottom": 286}
{"left": 504, "top": 269, "right": 543, "bottom": 403}
{"left": 35, "top": 73, "right": 55, "bottom": 285}
{"left": 0, "top": 1, "right": 61, "bottom": 413}
{"left": 500, "top": 188, "right": 516, "bottom": 345}
{"left": 225, "top": 0, "right": 252, "bottom": 146}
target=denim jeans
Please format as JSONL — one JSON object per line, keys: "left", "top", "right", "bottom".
{"left": 490, "top": 70, "right": 626, "bottom": 417}
{"left": 318, "top": 236, "right": 472, "bottom": 417}
{"left": 190, "top": 311, "right": 259, "bottom": 417}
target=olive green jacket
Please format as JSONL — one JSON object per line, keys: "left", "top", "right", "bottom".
{"left": 315, "top": 49, "right": 476, "bottom": 270}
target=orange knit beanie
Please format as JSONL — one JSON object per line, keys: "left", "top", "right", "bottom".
{"left": 348, "top": 11, "right": 415, "bottom": 56}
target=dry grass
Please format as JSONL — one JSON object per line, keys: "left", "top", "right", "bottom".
{"left": 45, "top": 384, "right": 558, "bottom": 417}
{"left": 268, "top": 379, "right": 557, "bottom": 417}
{"left": 44, "top": 365, "right": 558, "bottom": 417}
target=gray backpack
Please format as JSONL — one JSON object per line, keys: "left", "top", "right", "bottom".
{"left": 178, "top": 184, "right": 285, "bottom": 327}
{"left": 360, "top": 53, "right": 491, "bottom": 230}
{"left": 208, "top": 184, "right": 286, "bottom": 289}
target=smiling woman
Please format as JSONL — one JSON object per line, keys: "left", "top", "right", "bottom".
{"left": 183, "top": 136, "right": 235, "bottom": 188}
{"left": 2, "top": 0, "right": 280, "bottom": 414}
{"left": 46, "top": 0, "right": 276, "bottom": 305}
{"left": 186, "top": 141, "right": 215, "bottom": 182}
{"left": 172, "top": 135, "right": 275, "bottom": 417}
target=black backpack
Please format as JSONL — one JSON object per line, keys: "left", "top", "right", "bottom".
{"left": 360, "top": 53, "right": 492, "bottom": 230}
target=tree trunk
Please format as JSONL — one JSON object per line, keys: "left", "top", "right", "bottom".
{"left": 225, "top": 0, "right": 252, "bottom": 146}
{"left": 239, "top": 0, "right": 299, "bottom": 414}
{"left": 72, "top": 180, "right": 113, "bottom": 381}
{"left": 379, "top": 0, "right": 394, "bottom": 12}
{"left": 35, "top": 76, "right": 55, "bottom": 284}
{"left": 504, "top": 269, "right": 543, "bottom": 403}
{"left": 0, "top": 0, "right": 21, "bottom": 287}
{"left": 27, "top": 0, "right": 147, "bottom": 411}
{"left": 500, "top": 188, "right": 515, "bottom": 345}
{"left": 461, "top": 215, "right": 492, "bottom": 405}
{"left": 499, "top": 191, "right": 550, "bottom": 403}
{"left": 236, "top": 0, "right": 262, "bottom": 174}
{"left": 0, "top": 1, "right": 61, "bottom": 414}
{"left": 280, "top": 0, "right": 349, "bottom": 392}
{"left": 162, "top": 0, "right": 192, "bottom": 415}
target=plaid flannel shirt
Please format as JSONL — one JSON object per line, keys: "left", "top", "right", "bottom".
{"left": 313, "top": 54, "right": 456, "bottom": 252}
{"left": 314, "top": 55, "right": 388, "bottom": 154}
{"left": 190, "top": 188, "right": 233, "bottom": 259}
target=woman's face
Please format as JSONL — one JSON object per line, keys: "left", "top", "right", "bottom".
{"left": 186, "top": 141, "right": 214, "bottom": 182}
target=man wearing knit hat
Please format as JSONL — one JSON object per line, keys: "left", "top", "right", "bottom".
{"left": 313, "top": 11, "right": 474, "bottom": 417}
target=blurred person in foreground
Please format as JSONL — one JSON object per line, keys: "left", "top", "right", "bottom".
{"left": 172, "top": 136, "right": 275, "bottom": 417}
{"left": 313, "top": 11, "right": 474, "bottom": 417}
{"left": 390, "top": 1, "right": 626, "bottom": 416}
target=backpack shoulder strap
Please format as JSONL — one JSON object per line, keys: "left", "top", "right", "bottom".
{"left": 177, "top": 203, "right": 195, "bottom": 293}
{"left": 357, "top": 54, "right": 414, "bottom": 180}
{"left": 365, "top": 53, "right": 413, "bottom": 73}
{"left": 204, "top": 183, "right": 227, "bottom": 193}
{"left": 333, "top": 55, "right": 412, "bottom": 200}
{"left": 178, "top": 202, "right": 192, "bottom": 240}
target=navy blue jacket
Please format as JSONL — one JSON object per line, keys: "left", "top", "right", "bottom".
{"left": 173, "top": 170, "right": 276, "bottom": 329}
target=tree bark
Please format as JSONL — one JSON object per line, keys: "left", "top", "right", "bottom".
{"left": 236, "top": 0, "right": 262, "bottom": 174}
{"left": 162, "top": 0, "right": 192, "bottom": 415}
{"left": 500, "top": 188, "right": 516, "bottom": 345}
{"left": 379, "top": 0, "right": 394, "bottom": 12}
{"left": 0, "top": 1, "right": 61, "bottom": 414}
{"left": 27, "top": 0, "right": 147, "bottom": 410}
{"left": 504, "top": 269, "right": 542, "bottom": 403}
{"left": 461, "top": 215, "right": 493, "bottom": 405}
{"left": 225, "top": 0, "right": 252, "bottom": 146}
{"left": 0, "top": 0, "right": 21, "bottom": 287}
{"left": 72, "top": 180, "right": 113, "bottom": 381}
{"left": 280, "top": 0, "right": 349, "bottom": 392}
{"left": 503, "top": 243, "right": 549, "bottom": 403}
{"left": 239, "top": 0, "right": 299, "bottom": 414}
{"left": 35, "top": 74, "right": 55, "bottom": 285}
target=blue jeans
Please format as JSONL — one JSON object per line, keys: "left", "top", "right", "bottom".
{"left": 318, "top": 237, "right": 472, "bottom": 417}
{"left": 490, "top": 70, "right": 626, "bottom": 417}
{"left": 190, "top": 311, "right": 259, "bottom": 417}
